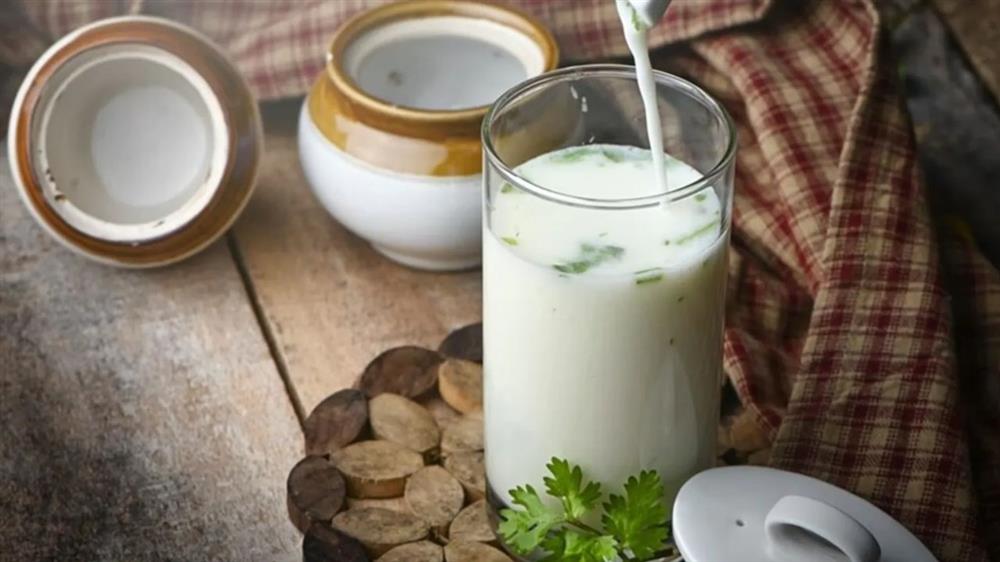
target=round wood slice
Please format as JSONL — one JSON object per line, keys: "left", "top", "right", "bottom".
{"left": 303, "top": 523, "right": 369, "bottom": 562}
{"left": 332, "top": 507, "right": 429, "bottom": 557}
{"left": 287, "top": 456, "right": 347, "bottom": 533}
{"left": 440, "top": 412, "right": 483, "bottom": 455}
{"left": 346, "top": 496, "right": 412, "bottom": 514}
{"left": 376, "top": 540, "right": 443, "bottom": 562}
{"left": 359, "top": 346, "right": 443, "bottom": 399}
{"left": 443, "top": 451, "right": 485, "bottom": 501}
{"left": 421, "top": 395, "right": 462, "bottom": 430}
{"left": 444, "top": 541, "right": 512, "bottom": 562}
{"left": 331, "top": 440, "right": 424, "bottom": 498}
{"left": 449, "top": 500, "right": 495, "bottom": 543}
{"left": 438, "top": 323, "right": 483, "bottom": 363}
{"left": 369, "top": 393, "right": 440, "bottom": 456}
{"left": 303, "top": 388, "right": 369, "bottom": 456}
{"left": 404, "top": 466, "right": 465, "bottom": 530}
{"left": 437, "top": 359, "right": 483, "bottom": 414}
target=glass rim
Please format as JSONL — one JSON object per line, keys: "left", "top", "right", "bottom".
{"left": 481, "top": 64, "right": 737, "bottom": 209}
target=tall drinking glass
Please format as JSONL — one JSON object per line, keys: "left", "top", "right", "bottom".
{"left": 481, "top": 65, "right": 736, "bottom": 517}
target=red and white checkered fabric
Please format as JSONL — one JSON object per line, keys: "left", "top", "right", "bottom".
{"left": 3, "top": 1, "right": 998, "bottom": 560}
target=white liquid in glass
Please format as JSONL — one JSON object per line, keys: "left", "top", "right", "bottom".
{"left": 484, "top": 145, "right": 726, "bottom": 507}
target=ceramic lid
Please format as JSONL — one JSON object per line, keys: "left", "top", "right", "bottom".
{"left": 7, "top": 16, "right": 262, "bottom": 267}
{"left": 673, "top": 466, "right": 937, "bottom": 562}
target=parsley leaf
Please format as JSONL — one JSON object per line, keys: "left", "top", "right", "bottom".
{"left": 500, "top": 459, "right": 671, "bottom": 561}
{"left": 564, "top": 530, "right": 620, "bottom": 561}
{"left": 499, "top": 485, "right": 564, "bottom": 555}
{"left": 544, "top": 458, "right": 603, "bottom": 520}
{"left": 601, "top": 471, "right": 670, "bottom": 560}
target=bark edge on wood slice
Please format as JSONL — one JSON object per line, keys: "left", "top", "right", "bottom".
{"left": 444, "top": 540, "right": 513, "bottom": 562}
{"left": 303, "top": 523, "right": 368, "bottom": 562}
{"left": 437, "top": 323, "right": 483, "bottom": 363}
{"left": 359, "top": 346, "right": 443, "bottom": 399}
{"left": 376, "top": 540, "right": 443, "bottom": 562}
{"left": 440, "top": 411, "right": 483, "bottom": 455}
{"left": 303, "top": 388, "right": 369, "bottom": 456}
{"left": 287, "top": 456, "right": 347, "bottom": 533}
{"left": 404, "top": 465, "right": 465, "bottom": 533}
{"left": 331, "top": 440, "right": 424, "bottom": 498}
{"left": 437, "top": 358, "right": 483, "bottom": 414}
{"left": 332, "top": 507, "right": 430, "bottom": 557}
{"left": 449, "top": 500, "right": 496, "bottom": 544}
{"left": 369, "top": 393, "right": 441, "bottom": 458}
{"left": 443, "top": 451, "right": 486, "bottom": 501}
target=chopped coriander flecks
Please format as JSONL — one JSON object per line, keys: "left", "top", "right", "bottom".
{"left": 673, "top": 219, "right": 720, "bottom": 246}
{"left": 601, "top": 149, "right": 624, "bottom": 163}
{"left": 694, "top": 193, "right": 707, "bottom": 202}
{"left": 500, "top": 182, "right": 516, "bottom": 194}
{"left": 598, "top": 232, "right": 609, "bottom": 238}
{"left": 677, "top": 296, "right": 685, "bottom": 302}
{"left": 502, "top": 236, "right": 518, "bottom": 246}
{"left": 553, "top": 243, "right": 625, "bottom": 275}
{"left": 635, "top": 271, "right": 664, "bottom": 285}
{"left": 550, "top": 147, "right": 593, "bottom": 163}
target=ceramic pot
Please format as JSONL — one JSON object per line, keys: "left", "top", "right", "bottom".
{"left": 298, "top": 0, "right": 558, "bottom": 271}
{"left": 7, "top": 16, "right": 262, "bottom": 267}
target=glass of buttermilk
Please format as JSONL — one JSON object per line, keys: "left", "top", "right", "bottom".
{"left": 482, "top": 64, "right": 736, "bottom": 520}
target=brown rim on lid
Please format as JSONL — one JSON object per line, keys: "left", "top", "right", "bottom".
{"left": 8, "top": 16, "right": 261, "bottom": 267}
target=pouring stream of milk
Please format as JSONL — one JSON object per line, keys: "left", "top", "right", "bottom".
{"left": 616, "top": 0, "right": 672, "bottom": 193}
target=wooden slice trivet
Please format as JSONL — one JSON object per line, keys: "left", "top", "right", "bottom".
{"left": 287, "top": 456, "right": 346, "bottom": 533}
{"left": 405, "top": 465, "right": 465, "bottom": 533}
{"left": 437, "top": 322, "right": 483, "bottom": 363}
{"left": 443, "top": 451, "right": 486, "bottom": 501}
{"left": 369, "top": 393, "right": 440, "bottom": 459}
{"left": 376, "top": 540, "right": 443, "bottom": 562}
{"left": 332, "top": 507, "right": 430, "bottom": 557}
{"left": 441, "top": 412, "right": 483, "bottom": 455}
{"left": 290, "top": 323, "right": 772, "bottom": 557}
{"left": 303, "top": 388, "right": 368, "bottom": 456}
{"left": 302, "top": 523, "right": 368, "bottom": 562}
{"left": 359, "top": 346, "right": 443, "bottom": 398}
{"left": 444, "top": 540, "right": 513, "bottom": 562}
{"left": 437, "top": 359, "right": 483, "bottom": 414}
{"left": 331, "top": 440, "right": 424, "bottom": 498}
{"left": 449, "top": 500, "right": 495, "bottom": 544}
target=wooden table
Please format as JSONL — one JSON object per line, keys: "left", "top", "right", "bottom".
{"left": 0, "top": 100, "right": 481, "bottom": 560}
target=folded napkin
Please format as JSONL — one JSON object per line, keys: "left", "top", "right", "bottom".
{"left": 4, "top": 1, "right": 997, "bottom": 560}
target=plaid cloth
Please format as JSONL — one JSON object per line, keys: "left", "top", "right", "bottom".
{"left": 3, "top": 1, "right": 998, "bottom": 560}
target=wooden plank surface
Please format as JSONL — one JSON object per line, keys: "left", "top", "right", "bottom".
{"left": 931, "top": 0, "right": 1000, "bottom": 103}
{"left": 0, "top": 147, "right": 303, "bottom": 560}
{"left": 231, "top": 102, "right": 482, "bottom": 416}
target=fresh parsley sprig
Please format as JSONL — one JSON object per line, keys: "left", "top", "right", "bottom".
{"left": 499, "top": 458, "right": 671, "bottom": 562}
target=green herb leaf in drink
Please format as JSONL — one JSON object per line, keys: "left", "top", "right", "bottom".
{"left": 634, "top": 268, "right": 664, "bottom": 285}
{"left": 502, "top": 236, "right": 519, "bottom": 246}
{"left": 671, "top": 219, "right": 720, "bottom": 246}
{"left": 553, "top": 243, "right": 625, "bottom": 275}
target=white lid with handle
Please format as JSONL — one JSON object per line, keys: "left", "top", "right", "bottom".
{"left": 673, "top": 466, "right": 937, "bottom": 562}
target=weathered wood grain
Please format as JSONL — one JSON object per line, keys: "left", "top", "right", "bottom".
{"left": 0, "top": 147, "right": 303, "bottom": 561}
{"left": 230, "top": 102, "right": 482, "bottom": 415}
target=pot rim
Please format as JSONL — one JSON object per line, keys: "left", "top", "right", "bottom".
{"left": 325, "top": 0, "right": 559, "bottom": 131}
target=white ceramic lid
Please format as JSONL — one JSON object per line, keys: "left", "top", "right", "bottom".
{"left": 7, "top": 16, "right": 262, "bottom": 267}
{"left": 673, "top": 467, "right": 937, "bottom": 562}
